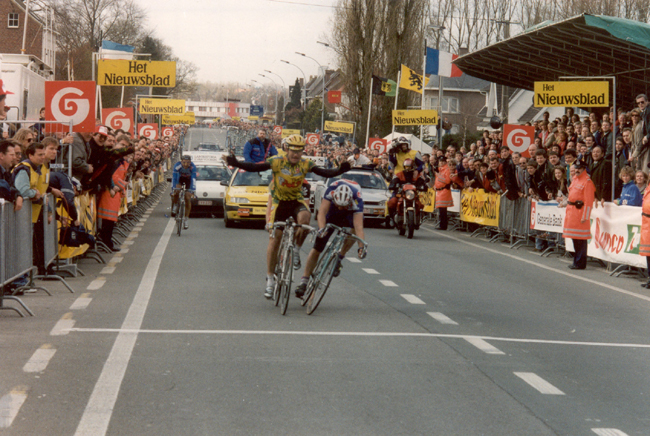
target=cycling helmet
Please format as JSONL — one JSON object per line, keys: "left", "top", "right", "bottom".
{"left": 285, "top": 134, "right": 306, "bottom": 151}
{"left": 403, "top": 158, "right": 414, "bottom": 171}
{"left": 181, "top": 155, "right": 191, "bottom": 161}
{"left": 331, "top": 184, "right": 354, "bottom": 207}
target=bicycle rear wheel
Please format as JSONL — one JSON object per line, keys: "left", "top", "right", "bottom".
{"left": 176, "top": 202, "right": 185, "bottom": 236}
{"left": 306, "top": 254, "right": 338, "bottom": 315}
{"left": 280, "top": 246, "right": 293, "bottom": 315}
{"left": 301, "top": 255, "right": 325, "bottom": 307}
{"left": 273, "top": 240, "right": 285, "bottom": 307}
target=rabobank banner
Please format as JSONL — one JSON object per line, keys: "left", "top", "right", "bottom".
{"left": 534, "top": 81, "right": 609, "bottom": 107}
{"left": 530, "top": 200, "right": 565, "bottom": 233}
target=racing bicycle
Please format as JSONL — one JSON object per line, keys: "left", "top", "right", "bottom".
{"left": 173, "top": 185, "right": 186, "bottom": 237}
{"left": 302, "top": 224, "right": 368, "bottom": 315}
{"left": 271, "top": 218, "right": 315, "bottom": 315}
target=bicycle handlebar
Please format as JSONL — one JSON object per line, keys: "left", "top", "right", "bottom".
{"left": 324, "top": 223, "right": 369, "bottom": 256}
{"left": 270, "top": 220, "right": 317, "bottom": 239}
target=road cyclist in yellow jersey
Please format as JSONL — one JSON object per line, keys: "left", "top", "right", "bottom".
{"left": 225, "top": 134, "right": 351, "bottom": 299}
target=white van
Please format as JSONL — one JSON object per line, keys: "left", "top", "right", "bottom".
{"left": 183, "top": 152, "right": 232, "bottom": 216}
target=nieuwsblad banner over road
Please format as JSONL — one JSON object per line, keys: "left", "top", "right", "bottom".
{"left": 139, "top": 98, "right": 185, "bottom": 115}
{"left": 162, "top": 112, "right": 195, "bottom": 124}
{"left": 534, "top": 81, "right": 609, "bottom": 107}
{"left": 97, "top": 60, "right": 177, "bottom": 87}
{"left": 324, "top": 121, "right": 355, "bottom": 134}
{"left": 392, "top": 109, "right": 439, "bottom": 126}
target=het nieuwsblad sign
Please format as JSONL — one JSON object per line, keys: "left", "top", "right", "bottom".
{"left": 139, "top": 98, "right": 185, "bottom": 115}
{"left": 324, "top": 121, "right": 355, "bottom": 134}
{"left": 534, "top": 81, "right": 609, "bottom": 107}
{"left": 97, "top": 60, "right": 176, "bottom": 87}
{"left": 392, "top": 109, "right": 438, "bottom": 126}
{"left": 162, "top": 112, "right": 195, "bottom": 124}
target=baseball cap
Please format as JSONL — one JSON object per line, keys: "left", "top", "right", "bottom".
{"left": 353, "top": 148, "right": 360, "bottom": 154}
{"left": 0, "top": 79, "right": 14, "bottom": 96}
{"left": 95, "top": 125, "right": 109, "bottom": 137}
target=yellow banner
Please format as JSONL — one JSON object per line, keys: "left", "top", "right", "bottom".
{"left": 392, "top": 109, "right": 438, "bottom": 126}
{"left": 281, "top": 129, "right": 301, "bottom": 138}
{"left": 139, "top": 98, "right": 185, "bottom": 115}
{"left": 248, "top": 116, "right": 259, "bottom": 120}
{"left": 420, "top": 187, "right": 436, "bottom": 213}
{"left": 97, "top": 60, "right": 176, "bottom": 87}
{"left": 324, "top": 120, "right": 354, "bottom": 134}
{"left": 460, "top": 189, "right": 500, "bottom": 226}
{"left": 399, "top": 64, "right": 430, "bottom": 94}
{"left": 534, "top": 81, "right": 609, "bottom": 107}
{"left": 162, "top": 112, "right": 195, "bottom": 124}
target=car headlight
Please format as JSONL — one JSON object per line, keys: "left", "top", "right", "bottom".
{"left": 405, "top": 191, "right": 415, "bottom": 200}
{"left": 378, "top": 200, "right": 386, "bottom": 207}
{"left": 230, "top": 197, "right": 250, "bottom": 203}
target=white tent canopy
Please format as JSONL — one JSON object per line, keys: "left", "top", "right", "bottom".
{"left": 382, "top": 132, "right": 432, "bottom": 154}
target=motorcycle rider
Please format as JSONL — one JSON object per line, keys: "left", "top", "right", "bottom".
{"left": 388, "top": 136, "right": 423, "bottom": 174}
{"left": 387, "top": 158, "right": 428, "bottom": 226}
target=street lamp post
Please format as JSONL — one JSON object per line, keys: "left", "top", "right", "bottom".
{"left": 264, "top": 70, "right": 286, "bottom": 125}
{"left": 296, "top": 51, "right": 326, "bottom": 133}
{"left": 281, "top": 60, "right": 307, "bottom": 110}
{"left": 259, "top": 74, "right": 280, "bottom": 125}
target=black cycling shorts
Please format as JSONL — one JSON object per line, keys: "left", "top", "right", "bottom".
{"left": 313, "top": 213, "right": 354, "bottom": 252}
{"left": 272, "top": 199, "right": 309, "bottom": 224}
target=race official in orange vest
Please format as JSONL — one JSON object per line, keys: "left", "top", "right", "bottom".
{"left": 562, "top": 160, "right": 595, "bottom": 269}
{"left": 639, "top": 178, "right": 650, "bottom": 287}
{"left": 434, "top": 156, "right": 461, "bottom": 230}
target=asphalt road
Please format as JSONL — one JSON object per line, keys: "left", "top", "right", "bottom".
{"left": 1, "top": 128, "right": 649, "bottom": 436}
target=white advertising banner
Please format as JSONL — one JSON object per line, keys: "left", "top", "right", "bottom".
{"left": 559, "top": 203, "right": 644, "bottom": 268}
{"left": 530, "top": 200, "right": 566, "bottom": 233}
{"left": 450, "top": 189, "right": 461, "bottom": 213}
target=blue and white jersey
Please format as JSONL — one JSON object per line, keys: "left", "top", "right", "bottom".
{"left": 172, "top": 161, "right": 197, "bottom": 192}
{"left": 323, "top": 179, "right": 364, "bottom": 219}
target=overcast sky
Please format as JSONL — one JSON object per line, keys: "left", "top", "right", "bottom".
{"left": 139, "top": 0, "right": 339, "bottom": 87}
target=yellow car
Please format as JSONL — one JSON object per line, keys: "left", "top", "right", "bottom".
{"left": 222, "top": 168, "right": 272, "bottom": 227}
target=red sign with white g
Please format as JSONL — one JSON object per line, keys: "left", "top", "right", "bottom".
{"left": 138, "top": 123, "right": 159, "bottom": 140}
{"left": 504, "top": 124, "right": 536, "bottom": 158}
{"left": 45, "top": 81, "right": 96, "bottom": 133}
{"left": 102, "top": 107, "right": 134, "bottom": 135}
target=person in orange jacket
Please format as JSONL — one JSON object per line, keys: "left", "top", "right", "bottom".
{"left": 639, "top": 166, "right": 650, "bottom": 287}
{"left": 434, "top": 156, "right": 460, "bottom": 230}
{"left": 562, "top": 159, "right": 595, "bottom": 269}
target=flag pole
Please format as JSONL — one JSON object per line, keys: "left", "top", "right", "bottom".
{"left": 420, "top": 36, "right": 427, "bottom": 144}
{"left": 365, "top": 77, "right": 374, "bottom": 148}
{"left": 391, "top": 70, "right": 401, "bottom": 140}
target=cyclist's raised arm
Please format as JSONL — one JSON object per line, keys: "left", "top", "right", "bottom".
{"left": 311, "top": 161, "right": 351, "bottom": 178}
{"left": 224, "top": 155, "right": 271, "bottom": 172}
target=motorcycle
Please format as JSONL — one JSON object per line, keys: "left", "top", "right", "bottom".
{"left": 393, "top": 183, "right": 422, "bottom": 239}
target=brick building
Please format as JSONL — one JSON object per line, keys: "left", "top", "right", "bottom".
{"left": 0, "top": 0, "right": 43, "bottom": 58}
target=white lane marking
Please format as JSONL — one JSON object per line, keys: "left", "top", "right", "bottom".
{"left": 514, "top": 372, "right": 565, "bottom": 395}
{"left": 128, "top": 233, "right": 139, "bottom": 238}
{"left": 379, "top": 280, "right": 398, "bottom": 287}
{"left": 50, "top": 313, "right": 75, "bottom": 336}
{"left": 122, "top": 241, "right": 134, "bottom": 246}
{"left": 87, "top": 278, "right": 105, "bottom": 291}
{"left": 70, "top": 293, "right": 92, "bottom": 310}
{"left": 110, "top": 256, "right": 123, "bottom": 263}
{"left": 100, "top": 267, "right": 115, "bottom": 275}
{"left": 135, "top": 223, "right": 145, "bottom": 227}
{"left": 592, "top": 429, "right": 630, "bottom": 436}
{"left": 427, "top": 312, "right": 459, "bottom": 325}
{"left": 362, "top": 268, "right": 379, "bottom": 274}
{"left": 67, "top": 328, "right": 650, "bottom": 349}
{"left": 131, "top": 228, "right": 142, "bottom": 232}
{"left": 0, "top": 387, "right": 28, "bottom": 428}
{"left": 465, "top": 337, "right": 505, "bottom": 355}
{"left": 74, "top": 219, "right": 174, "bottom": 436}
{"left": 119, "top": 248, "right": 129, "bottom": 254}
{"left": 401, "top": 294, "right": 426, "bottom": 305}
{"left": 23, "top": 345, "right": 57, "bottom": 372}
{"left": 422, "top": 226, "right": 650, "bottom": 304}
{"left": 347, "top": 258, "right": 362, "bottom": 263}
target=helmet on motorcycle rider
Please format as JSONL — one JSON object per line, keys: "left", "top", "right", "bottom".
{"left": 331, "top": 184, "right": 354, "bottom": 207}
{"left": 396, "top": 136, "right": 411, "bottom": 150}
{"left": 403, "top": 158, "right": 414, "bottom": 172}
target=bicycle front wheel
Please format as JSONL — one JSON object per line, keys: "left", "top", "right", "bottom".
{"left": 279, "top": 246, "right": 293, "bottom": 315}
{"left": 176, "top": 202, "right": 185, "bottom": 236}
{"left": 306, "top": 254, "right": 338, "bottom": 315}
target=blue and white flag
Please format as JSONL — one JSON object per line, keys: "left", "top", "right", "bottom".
{"left": 101, "top": 40, "right": 135, "bottom": 60}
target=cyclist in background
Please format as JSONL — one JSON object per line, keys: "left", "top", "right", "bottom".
{"left": 171, "top": 155, "right": 196, "bottom": 230}
{"left": 295, "top": 180, "right": 365, "bottom": 298}
{"left": 225, "top": 135, "right": 351, "bottom": 299}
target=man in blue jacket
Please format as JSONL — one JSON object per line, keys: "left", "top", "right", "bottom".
{"left": 243, "top": 129, "right": 277, "bottom": 163}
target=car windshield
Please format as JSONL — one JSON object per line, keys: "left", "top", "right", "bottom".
{"left": 196, "top": 165, "right": 230, "bottom": 181}
{"left": 232, "top": 169, "right": 273, "bottom": 187}
{"left": 330, "top": 172, "right": 387, "bottom": 190}
{"left": 305, "top": 173, "right": 325, "bottom": 182}
{"left": 198, "top": 143, "right": 224, "bottom": 151}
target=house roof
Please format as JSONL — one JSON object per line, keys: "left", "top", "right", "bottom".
{"left": 453, "top": 14, "right": 650, "bottom": 107}
{"left": 425, "top": 73, "right": 490, "bottom": 91}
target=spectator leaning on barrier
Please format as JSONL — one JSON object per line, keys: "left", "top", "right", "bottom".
{"left": 499, "top": 146, "right": 519, "bottom": 201}
{"left": 589, "top": 145, "right": 612, "bottom": 207}
{"left": 0, "top": 140, "right": 21, "bottom": 207}
{"left": 65, "top": 130, "right": 94, "bottom": 182}
{"left": 562, "top": 159, "right": 595, "bottom": 270}
{"left": 615, "top": 166, "right": 642, "bottom": 207}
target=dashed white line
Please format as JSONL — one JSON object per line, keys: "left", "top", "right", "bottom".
{"left": 379, "top": 279, "right": 398, "bottom": 287}
{"left": 50, "top": 313, "right": 75, "bottom": 336}
{"left": 0, "top": 387, "right": 28, "bottom": 428}
{"left": 362, "top": 268, "right": 379, "bottom": 274}
{"left": 514, "top": 372, "right": 565, "bottom": 395}
{"left": 131, "top": 228, "right": 142, "bottom": 232}
{"left": 427, "top": 312, "right": 459, "bottom": 325}
{"left": 119, "top": 248, "right": 129, "bottom": 254}
{"left": 464, "top": 337, "right": 505, "bottom": 355}
{"left": 122, "top": 241, "right": 134, "bottom": 246}
{"left": 110, "top": 256, "right": 123, "bottom": 263}
{"left": 592, "top": 429, "right": 629, "bottom": 436}
{"left": 347, "top": 258, "right": 362, "bottom": 263}
{"left": 86, "top": 278, "right": 106, "bottom": 291}
{"left": 100, "top": 267, "right": 115, "bottom": 275}
{"left": 401, "top": 294, "right": 426, "bottom": 305}
{"left": 70, "top": 293, "right": 92, "bottom": 310}
{"left": 23, "top": 345, "right": 57, "bottom": 373}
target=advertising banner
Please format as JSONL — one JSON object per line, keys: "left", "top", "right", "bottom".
{"left": 504, "top": 124, "right": 535, "bottom": 158}
{"left": 460, "top": 190, "right": 500, "bottom": 226}
{"left": 102, "top": 107, "right": 134, "bottom": 135}
{"left": 138, "top": 123, "right": 159, "bottom": 140}
{"left": 324, "top": 120, "right": 355, "bottom": 134}
{"left": 250, "top": 105, "right": 264, "bottom": 116}
{"left": 530, "top": 199, "right": 566, "bottom": 233}
{"left": 281, "top": 129, "right": 301, "bottom": 138}
{"left": 162, "top": 112, "right": 195, "bottom": 124}
{"left": 392, "top": 109, "right": 439, "bottom": 126}
{"left": 562, "top": 203, "right": 644, "bottom": 268}
{"left": 450, "top": 189, "right": 461, "bottom": 213}
{"left": 45, "top": 81, "right": 96, "bottom": 133}
{"left": 97, "top": 60, "right": 176, "bottom": 87}
{"left": 273, "top": 125, "right": 283, "bottom": 135}
{"left": 161, "top": 127, "right": 174, "bottom": 137}
{"left": 533, "top": 81, "right": 609, "bottom": 107}
{"left": 420, "top": 188, "right": 436, "bottom": 213}
{"left": 368, "top": 138, "right": 389, "bottom": 154}
{"left": 139, "top": 98, "right": 185, "bottom": 115}
{"left": 306, "top": 133, "right": 320, "bottom": 146}
{"left": 328, "top": 90, "right": 342, "bottom": 104}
